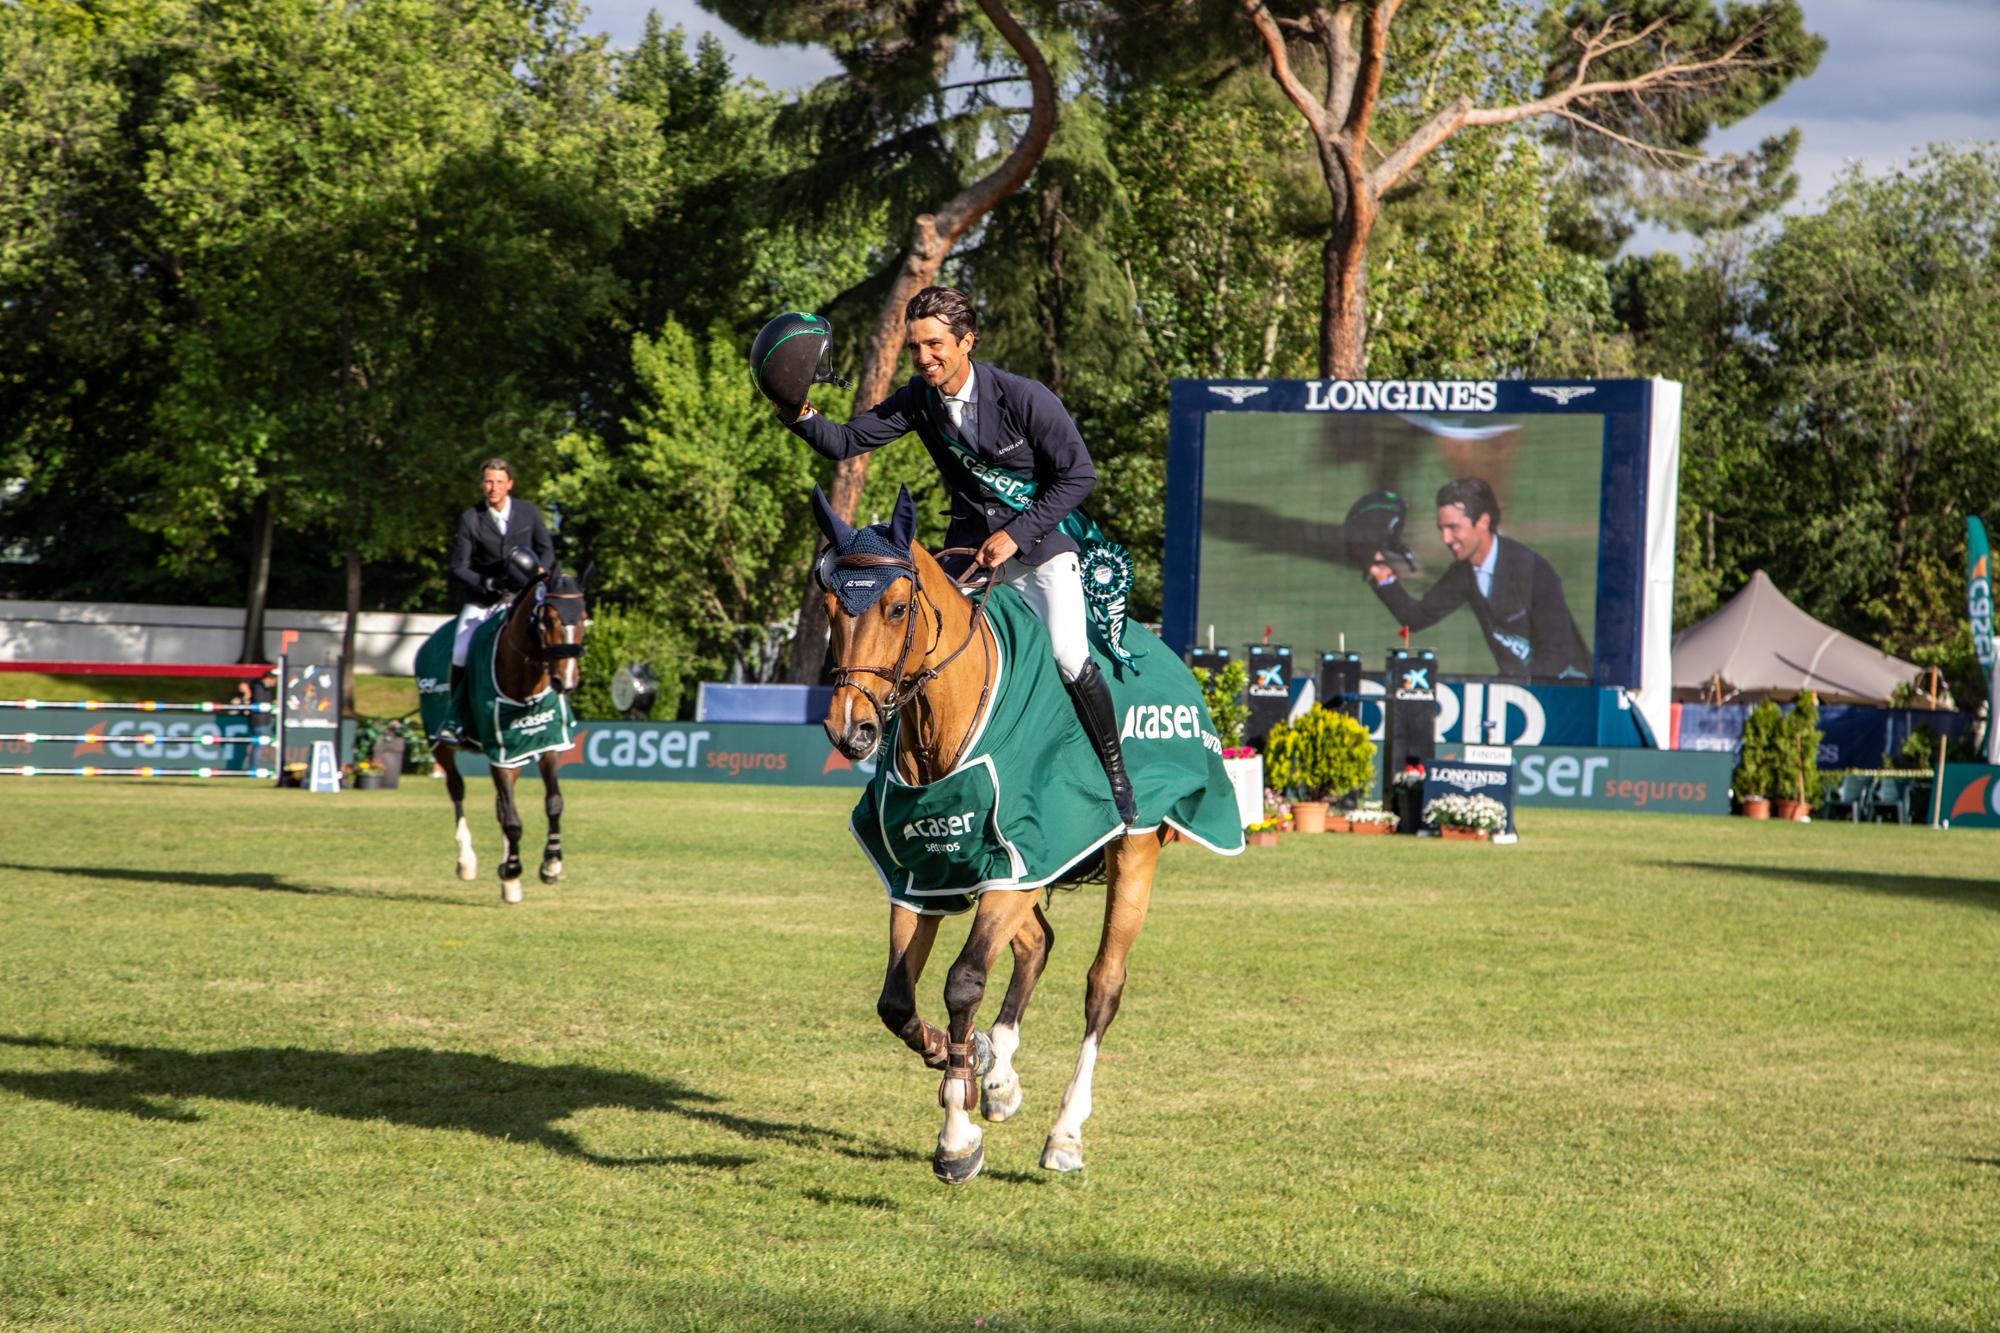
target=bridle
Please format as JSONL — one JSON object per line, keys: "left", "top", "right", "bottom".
{"left": 822, "top": 546, "right": 995, "bottom": 777}
{"left": 536, "top": 586, "right": 587, "bottom": 665}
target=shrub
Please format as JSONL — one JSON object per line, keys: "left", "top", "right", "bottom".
{"left": 1191, "top": 660, "right": 1249, "bottom": 750}
{"left": 1734, "top": 701, "right": 1784, "bottom": 799}
{"left": 1775, "top": 692, "right": 1823, "bottom": 804}
{"left": 1264, "top": 706, "right": 1375, "bottom": 803}
{"left": 574, "top": 607, "right": 692, "bottom": 722}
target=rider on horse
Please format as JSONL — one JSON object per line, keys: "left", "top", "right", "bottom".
{"left": 758, "top": 287, "right": 1138, "bottom": 825}
{"left": 443, "top": 456, "right": 554, "bottom": 739}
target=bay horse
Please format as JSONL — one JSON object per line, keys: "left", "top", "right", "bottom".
{"left": 814, "top": 488, "right": 1167, "bottom": 1183}
{"left": 435, "top": 567, "right": 589, "bottom": 904}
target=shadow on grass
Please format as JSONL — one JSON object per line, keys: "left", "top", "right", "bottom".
{"left": 0, "top": 861, "right": 475, "bottom": 906}
{"left": 0, "top": 1035, "right": 915, "bottom": 1170}
{"left": 1037, "top": 1250, "right": 1953, "bottom": 1332}
{"left": 1654, "top": 860, "right": 2000, "bottom": 913}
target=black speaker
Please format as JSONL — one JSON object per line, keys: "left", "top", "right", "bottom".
{"left": 1188, "top": 647, "right": 1231, "bottom": 678}
{"left": 1383, "top": 648, "right": 1438, "bottom": 769}
{"left": 1245, "top": 644, "right": 1292, "bottom": 746}
{"left": 1318, "top": 651, "right": 1362, "bottom": 719}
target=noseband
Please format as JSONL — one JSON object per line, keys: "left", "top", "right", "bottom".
{"left": 538, "top": 588, "right": 587, "bottom": 663}
{"left": 824, "top": 547, "right": 994, "bottom": 774}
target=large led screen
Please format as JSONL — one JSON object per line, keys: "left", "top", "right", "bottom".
{"left": 1162, "top": 380, "right": 1680, "bottom": 692}
{"left": 1197, "top": 409, "right": 1603, "bottom": 681}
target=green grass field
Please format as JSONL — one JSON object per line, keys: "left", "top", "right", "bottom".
{"left": 1, "top": 780, "right": 1994, "bottom": 1330}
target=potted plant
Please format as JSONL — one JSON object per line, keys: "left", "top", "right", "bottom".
{"left": 1734, "top": 701, "right": 1783, "bottom": 819}
{"left": 1772, "top": 692, "right": 1822, "bottom": 821}
{"left": 353, "top": 717, "right": 406, "bottom": 790}
{"left": 1194, "top": 662, "right": 1260, "bottom": 828}
{"left": 1264, "top": 706, "right": 1376, "bottom": 834}
{"left": 1245, "top": 814, "right": 1281, "bottom": 848}
{"left": 1423, "top": 792, "right": 1508, "bottom": 841}
{"left": 1390, "top": 762, "right": 1428, "bottom": 833}
{"left": 1347, "top": 808, "right": 1397, "bottom": 835}
{"left": 352, "top": 760, "right": 388, "bottom": 790}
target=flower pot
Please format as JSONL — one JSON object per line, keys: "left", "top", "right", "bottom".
{"left": 1349, "top": 821, "right": 1391, "bottom": 836}
{"left": 1247, "top": 829, "right": 1279, "bottom": 848}
{"left": 370, "top": 738, "right": 405, "bottom": 788}
{"left": 1325, "top": 814, "right": 1350, "bottom": 833}
{"left": 1222, "top": 755, "right": 1265, "bottom": 829}
{"left": 1772, "top": 798, "right": 1808, "bottom": 822}
{"left": 1394, "top": 790, "right": 1425, "bottom": 835}
{"left": 1741, "top": 796, "right": 1771, "bottom": 820}
{"left": 1440, "top": 825, "right": 1490, "bottom": 841}
{"left": 1291, "top": 800, "right": 1329, "bottom": 834}
{"left": 354, "top": 772, "right": 383, "bottom": 790}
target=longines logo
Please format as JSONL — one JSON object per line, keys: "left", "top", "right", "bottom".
{"left": 1207, "top": 385, "right": 1269, "bottom": 404}
{"left": 1530, "top": 385, "right": 1596, "bottom": 405}
{"left": 1306, "top": 380, "right": 1498, "bottom": 412}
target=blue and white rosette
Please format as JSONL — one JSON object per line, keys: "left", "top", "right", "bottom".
{"left": 1080, "top": 541, "right": 1139, "bottom": 666}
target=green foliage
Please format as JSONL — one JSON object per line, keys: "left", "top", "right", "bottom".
{"left": 1190, "top": 660, "right": 1249, "bottom": 750}
{"left": 572, "top": 605, "right": 691, "bottom": 723}
{"left": 1264, "top": 704, "right": 1375, "bottom": 803}
{"left": 1734, "top": 700, "right": 1783, "bottom": 799}
{"left": 548, "top": 320, "right": 823, "bottom": 696}
{"left": 1775, "top": 692, "right": 1823, "bottom": 805}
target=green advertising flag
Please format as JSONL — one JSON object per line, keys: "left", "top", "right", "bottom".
{"left": 1971, "top": 518, "right": 1996, "bottom": 763}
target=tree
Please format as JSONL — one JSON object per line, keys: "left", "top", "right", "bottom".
{"left": 705, "top": 0, "right": 1061, "bottom": 678}
{"left": 1225, "top": 0, "right": 1820, "bottom": 375}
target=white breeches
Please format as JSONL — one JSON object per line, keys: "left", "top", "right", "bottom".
{"left": 452, "top": 602, "right": 504, "bottom": 668}
{"left": 998, "top": 551, "right": 1089, "bottom": 682}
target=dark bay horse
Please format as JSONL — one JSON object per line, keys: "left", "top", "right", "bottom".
{"left": 435, "top": 568, "right": 589, "bottom": 904}
{"left": 814, "top": 489, "right": 1169, "bottom": 1183}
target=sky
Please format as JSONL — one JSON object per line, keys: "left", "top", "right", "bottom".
{"left": 579, "top": 0, "right": 2000, "bottom": 253}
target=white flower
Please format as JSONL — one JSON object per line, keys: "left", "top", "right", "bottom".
{"left": 1422, "top": 792, "right": 1507, "bottom": 831}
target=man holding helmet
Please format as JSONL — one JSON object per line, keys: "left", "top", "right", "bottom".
{"left": 443, "top": 457, "right": 555, "bottom": 737}
{"left": 751, "top": 288, "right": 1137, "bottom": 825}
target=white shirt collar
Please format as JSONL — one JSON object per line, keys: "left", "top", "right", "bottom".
{"left": 488, "top": 498, "right": 512, "bottom": 530}
{"left": 944, "top": 364, "right": 977, "bottom": 406}
{"left": 1472, "top": 534, "right": 1500, "bottom": 596}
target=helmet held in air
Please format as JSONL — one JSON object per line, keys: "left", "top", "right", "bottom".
{"left": 749, "top": 312, "right": 850, "bottom": 414}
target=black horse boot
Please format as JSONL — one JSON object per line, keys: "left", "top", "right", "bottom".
{"left": 1066, "top": 659, "right": 1138, "bottom": 826}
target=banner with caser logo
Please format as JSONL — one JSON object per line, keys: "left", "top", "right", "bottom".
{"left": 444, "top": 720, "right": 875, "bottom": 786}
{"left": 1936, "top": 762, "right": 2000, "bottom": 828}
{"left": 1509, "top": 745, "right": 1732, "bottom": 815}
{"left": 1969, "top": 518, "right": 1995, "bottom": 763}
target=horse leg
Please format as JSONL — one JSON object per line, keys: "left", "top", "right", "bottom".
{"left": 933, "top": 889, "right": 1039, "bottom": 1185}
{"left": 878, "top": 906, "right": 948, "bottom": 1065}
{"left": 439, "top": 746, "right": 477, "bottom": 881}
{"left": 493, "top": 765, "right": 525, "bottom": 903}
{"left": 981, "top": 903, "right": 1054, "bottom": 1123}
{"left": 1043, "top": 831, "right": 1164, "bottom": 1174}
{"left": 537, "top": 754, "right": 564, "bottom": 884}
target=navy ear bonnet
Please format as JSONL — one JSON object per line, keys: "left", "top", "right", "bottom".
{"left": 810, "top": 483, "right": 920, "bottom": 616}
{"left": 815, "top": 525, "right": 913, "bottom": 615}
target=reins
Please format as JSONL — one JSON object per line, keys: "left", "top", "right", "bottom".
{"left": 827, "top": 546, "right": 997, "bottom": 780}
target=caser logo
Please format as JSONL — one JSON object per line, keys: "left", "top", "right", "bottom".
{"left": 903, "top": 810, "right": 979, "bottom": 839}
{"left": 417, "top": 675, "right": 447, "bottom": 695}
{"left": 1121, "top": 703, "right": 1223, "bottom": 754}
{"left": 518, "top": 708, "right": 557, "bottom": 730}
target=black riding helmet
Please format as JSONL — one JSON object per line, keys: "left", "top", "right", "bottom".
{"left": 748, "top": 312, "right": 851, "bottom": 414}
{"left": 1343, "top": 490, "right": 1420, "bottom": 573}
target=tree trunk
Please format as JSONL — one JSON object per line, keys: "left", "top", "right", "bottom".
{"left": 1322, "top": 190, "right": 1373, "bottom": 378}
{"left": 240, "top": 487, "right": 275, "bottom": 663}
{"left": 341, "top": 537, "right": 361, "bottom": 718}
{"left": 784, "top": 0, "right": 1060, "bottom": 683}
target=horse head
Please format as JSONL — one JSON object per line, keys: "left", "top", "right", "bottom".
{"left": 534, "top": 563, "right": 591, "bottom": 695}
{"left": 811, "top": 485, "right": 926, "bottom": 761}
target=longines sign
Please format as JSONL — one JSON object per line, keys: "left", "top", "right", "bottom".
{"left": 1303, "top": 380, "right": 1499, "bottom": 412}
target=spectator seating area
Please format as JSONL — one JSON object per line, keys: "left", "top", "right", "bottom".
{"left": 1817, "top": 771, "right": 1932, "bottom": 824}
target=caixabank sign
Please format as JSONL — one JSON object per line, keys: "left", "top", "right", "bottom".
{"left": 1504, "top": 745, "right": 1732, "bottom": 816}
{"left": 448, "top": 722, "right": 873, "bottom": 787}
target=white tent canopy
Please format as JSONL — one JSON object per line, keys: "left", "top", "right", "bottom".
{"left": 1671, "top": 570, "right": 1927, "bottom": 706}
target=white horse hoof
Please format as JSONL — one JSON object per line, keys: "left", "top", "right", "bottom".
{"left": 933, "top": 1130, "right": 985, "bottom": 1185}
{"left": 500, "top": 879, "right": 523, "bottom": 904}
{"left": 980, "top": 1071, "right": 1023, "bottom": 1122}
{"left": 456, "top": 859, "right": 477, "bottom": 882}
{"left": 1040, "top": 1133, "right": 1084, "bottom": 1173}
{"left": 538, "top": 858, "right": 563, "bottom": 885}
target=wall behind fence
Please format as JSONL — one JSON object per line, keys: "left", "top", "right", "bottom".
{"left": 0, "top": 600, "right": 450, "bottom": 675}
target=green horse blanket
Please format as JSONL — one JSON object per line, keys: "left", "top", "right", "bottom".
{"left": 851, "top": 587, "right": 1245, "bottom": 915}
{"left": 415, "top": 610, "right": 576, "bottom": 770}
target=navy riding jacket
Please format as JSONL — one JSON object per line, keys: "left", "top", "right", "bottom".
{"left": 788, "top": 361, "right": 1096, "bottom": 566}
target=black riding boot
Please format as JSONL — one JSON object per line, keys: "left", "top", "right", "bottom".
{"left": 1066, "top": 660, "right": 1138, "bottom": 826}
